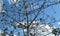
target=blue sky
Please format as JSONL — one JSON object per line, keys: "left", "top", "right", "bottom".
{"left": 0, "top": 0, "right": 60, "bottom": 36}
{"left": 45, "top": 4, "right": 60, "bottom": 28}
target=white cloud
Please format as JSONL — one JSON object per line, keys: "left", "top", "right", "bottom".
{"left": 14, "top": 34, "right": 17, "bottom": 36}
{"left": 58, "top": 22, "right": 60, "bottom": 25}
{"left": 13, "top": 0, "right": 17, "bottom": 3}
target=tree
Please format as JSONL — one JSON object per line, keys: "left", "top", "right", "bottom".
{"left": 0, "top": 0, "right": 3, "bottom": 13}
{"left": 0, "top": 0, "right": 60, "bottom": 36}
{"left": 52, "top": 28, "right": 60, "bottom": 36}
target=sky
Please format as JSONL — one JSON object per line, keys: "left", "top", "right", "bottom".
{"left": 0, "top": 0, "right": 60, "bottom": 36}
{"left": 45, "top": 4, "right": 60, "bottom": 28}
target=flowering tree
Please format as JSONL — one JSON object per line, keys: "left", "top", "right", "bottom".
{"left": 0, "top": 0, "right": 60, "bottom": 36}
